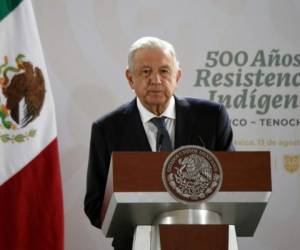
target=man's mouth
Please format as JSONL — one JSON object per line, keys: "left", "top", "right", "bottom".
{"left": 148, "top": 88, "right": 164, "bottom": 92}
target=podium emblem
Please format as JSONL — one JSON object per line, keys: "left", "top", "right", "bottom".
{"left": 162, "top": 145, "right": 223, "bottom": 203}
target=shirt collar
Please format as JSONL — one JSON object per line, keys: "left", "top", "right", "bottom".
{"left": 137, "top": 96, "right": 176, "bottom": 123}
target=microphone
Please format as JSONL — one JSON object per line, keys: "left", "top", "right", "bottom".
{"left": 197, "top": 135, "right": 206, "bottom": 148}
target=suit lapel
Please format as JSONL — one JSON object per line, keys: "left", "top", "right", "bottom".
{"left": 123, "top": 99, "right": 152, "bottom": 151}
{"left": 123, "top": 97, "right": 198, "bottom": 151}
{"left": 174, "top": 97, "right": 193, "bottom": 148}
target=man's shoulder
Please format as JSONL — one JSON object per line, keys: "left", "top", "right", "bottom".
{"left": 93, "top": 99, "right": 136, "bottom": 126}
{"left": 176, "top": 96, "right": 223, "bottom": 111}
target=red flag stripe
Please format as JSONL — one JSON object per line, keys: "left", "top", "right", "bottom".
{"left": 0, "top": 139, "right": 64, "bottom": 250}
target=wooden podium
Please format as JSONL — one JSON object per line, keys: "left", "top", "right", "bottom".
{"left": 100, "top": 151, "right": 271, "bottom": 250}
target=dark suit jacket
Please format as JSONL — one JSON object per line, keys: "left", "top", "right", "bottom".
{"left": 84, "top": 96, "right": 234, "bottom": 229}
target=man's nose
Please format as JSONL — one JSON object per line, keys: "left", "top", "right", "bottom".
{"left": 150, "top": 73, "right": 162, "bottom": 84}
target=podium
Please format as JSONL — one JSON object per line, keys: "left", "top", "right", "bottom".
{"left": 100, "top": 151, "right": 271, "bottom": 250}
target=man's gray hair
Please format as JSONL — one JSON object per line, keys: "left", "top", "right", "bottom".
{"left": 128, "top": 36, "right": 180, "bottom": 71}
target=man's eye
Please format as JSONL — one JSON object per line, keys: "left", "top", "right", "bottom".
{"left": 142, "top": 69, "right": 151, "bottom": 75}
{"left": 160, "top": 68, "right": 170, "bottom": 75}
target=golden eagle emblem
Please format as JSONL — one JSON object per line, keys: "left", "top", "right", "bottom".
{"left": 0, "top": 54, "right": 46, "bottom": 143}
{"left": 284, "top": 154, "right": 299, "bottom": 174}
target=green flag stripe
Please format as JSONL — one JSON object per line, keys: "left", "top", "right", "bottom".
{"left": 0, "top": 0, "right": 23, "bottom": 22}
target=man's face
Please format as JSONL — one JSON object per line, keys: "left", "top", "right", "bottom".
{"left": 126, "top": 47, "right": 181, "bottom": 115}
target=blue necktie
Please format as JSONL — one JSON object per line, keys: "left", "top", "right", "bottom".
{"left": 150, "top": 117, "right": 173, "bottom": 152}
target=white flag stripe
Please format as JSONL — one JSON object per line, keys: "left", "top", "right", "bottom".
{"left": 0, "top": 0, "right": 57, "bottom": 185}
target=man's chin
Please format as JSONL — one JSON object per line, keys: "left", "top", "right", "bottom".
{"left": 146, "top": 97, "right": 167, "bottom": 106}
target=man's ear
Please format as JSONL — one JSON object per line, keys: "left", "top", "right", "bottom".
{"left": 125, "top": 68, "right": 134, "bottom": 89}
{"left": 176, "top": 68, "right": 182, "bottom": 83}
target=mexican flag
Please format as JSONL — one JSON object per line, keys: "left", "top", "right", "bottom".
{"left": 0, "top": 0, "right": 64, "bottom": 249}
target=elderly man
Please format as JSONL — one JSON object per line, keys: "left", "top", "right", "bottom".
{"left": 84, "top": 37, "right": 234, "bottom": 249}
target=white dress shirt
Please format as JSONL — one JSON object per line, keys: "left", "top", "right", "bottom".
{"left": 137, "top": 96, "right": 176, "bottom": 152}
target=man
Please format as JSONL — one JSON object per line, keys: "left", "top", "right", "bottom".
{"left": 84, "top": 37, "right": 234, "bottom": 248}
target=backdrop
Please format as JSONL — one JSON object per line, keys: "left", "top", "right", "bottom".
{"left": 31, "top": 1, "right": 300, "bottom": 249}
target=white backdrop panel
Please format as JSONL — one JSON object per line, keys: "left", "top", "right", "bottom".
{"left": 31, "top": 1, "right": 300, "bottom": 249}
